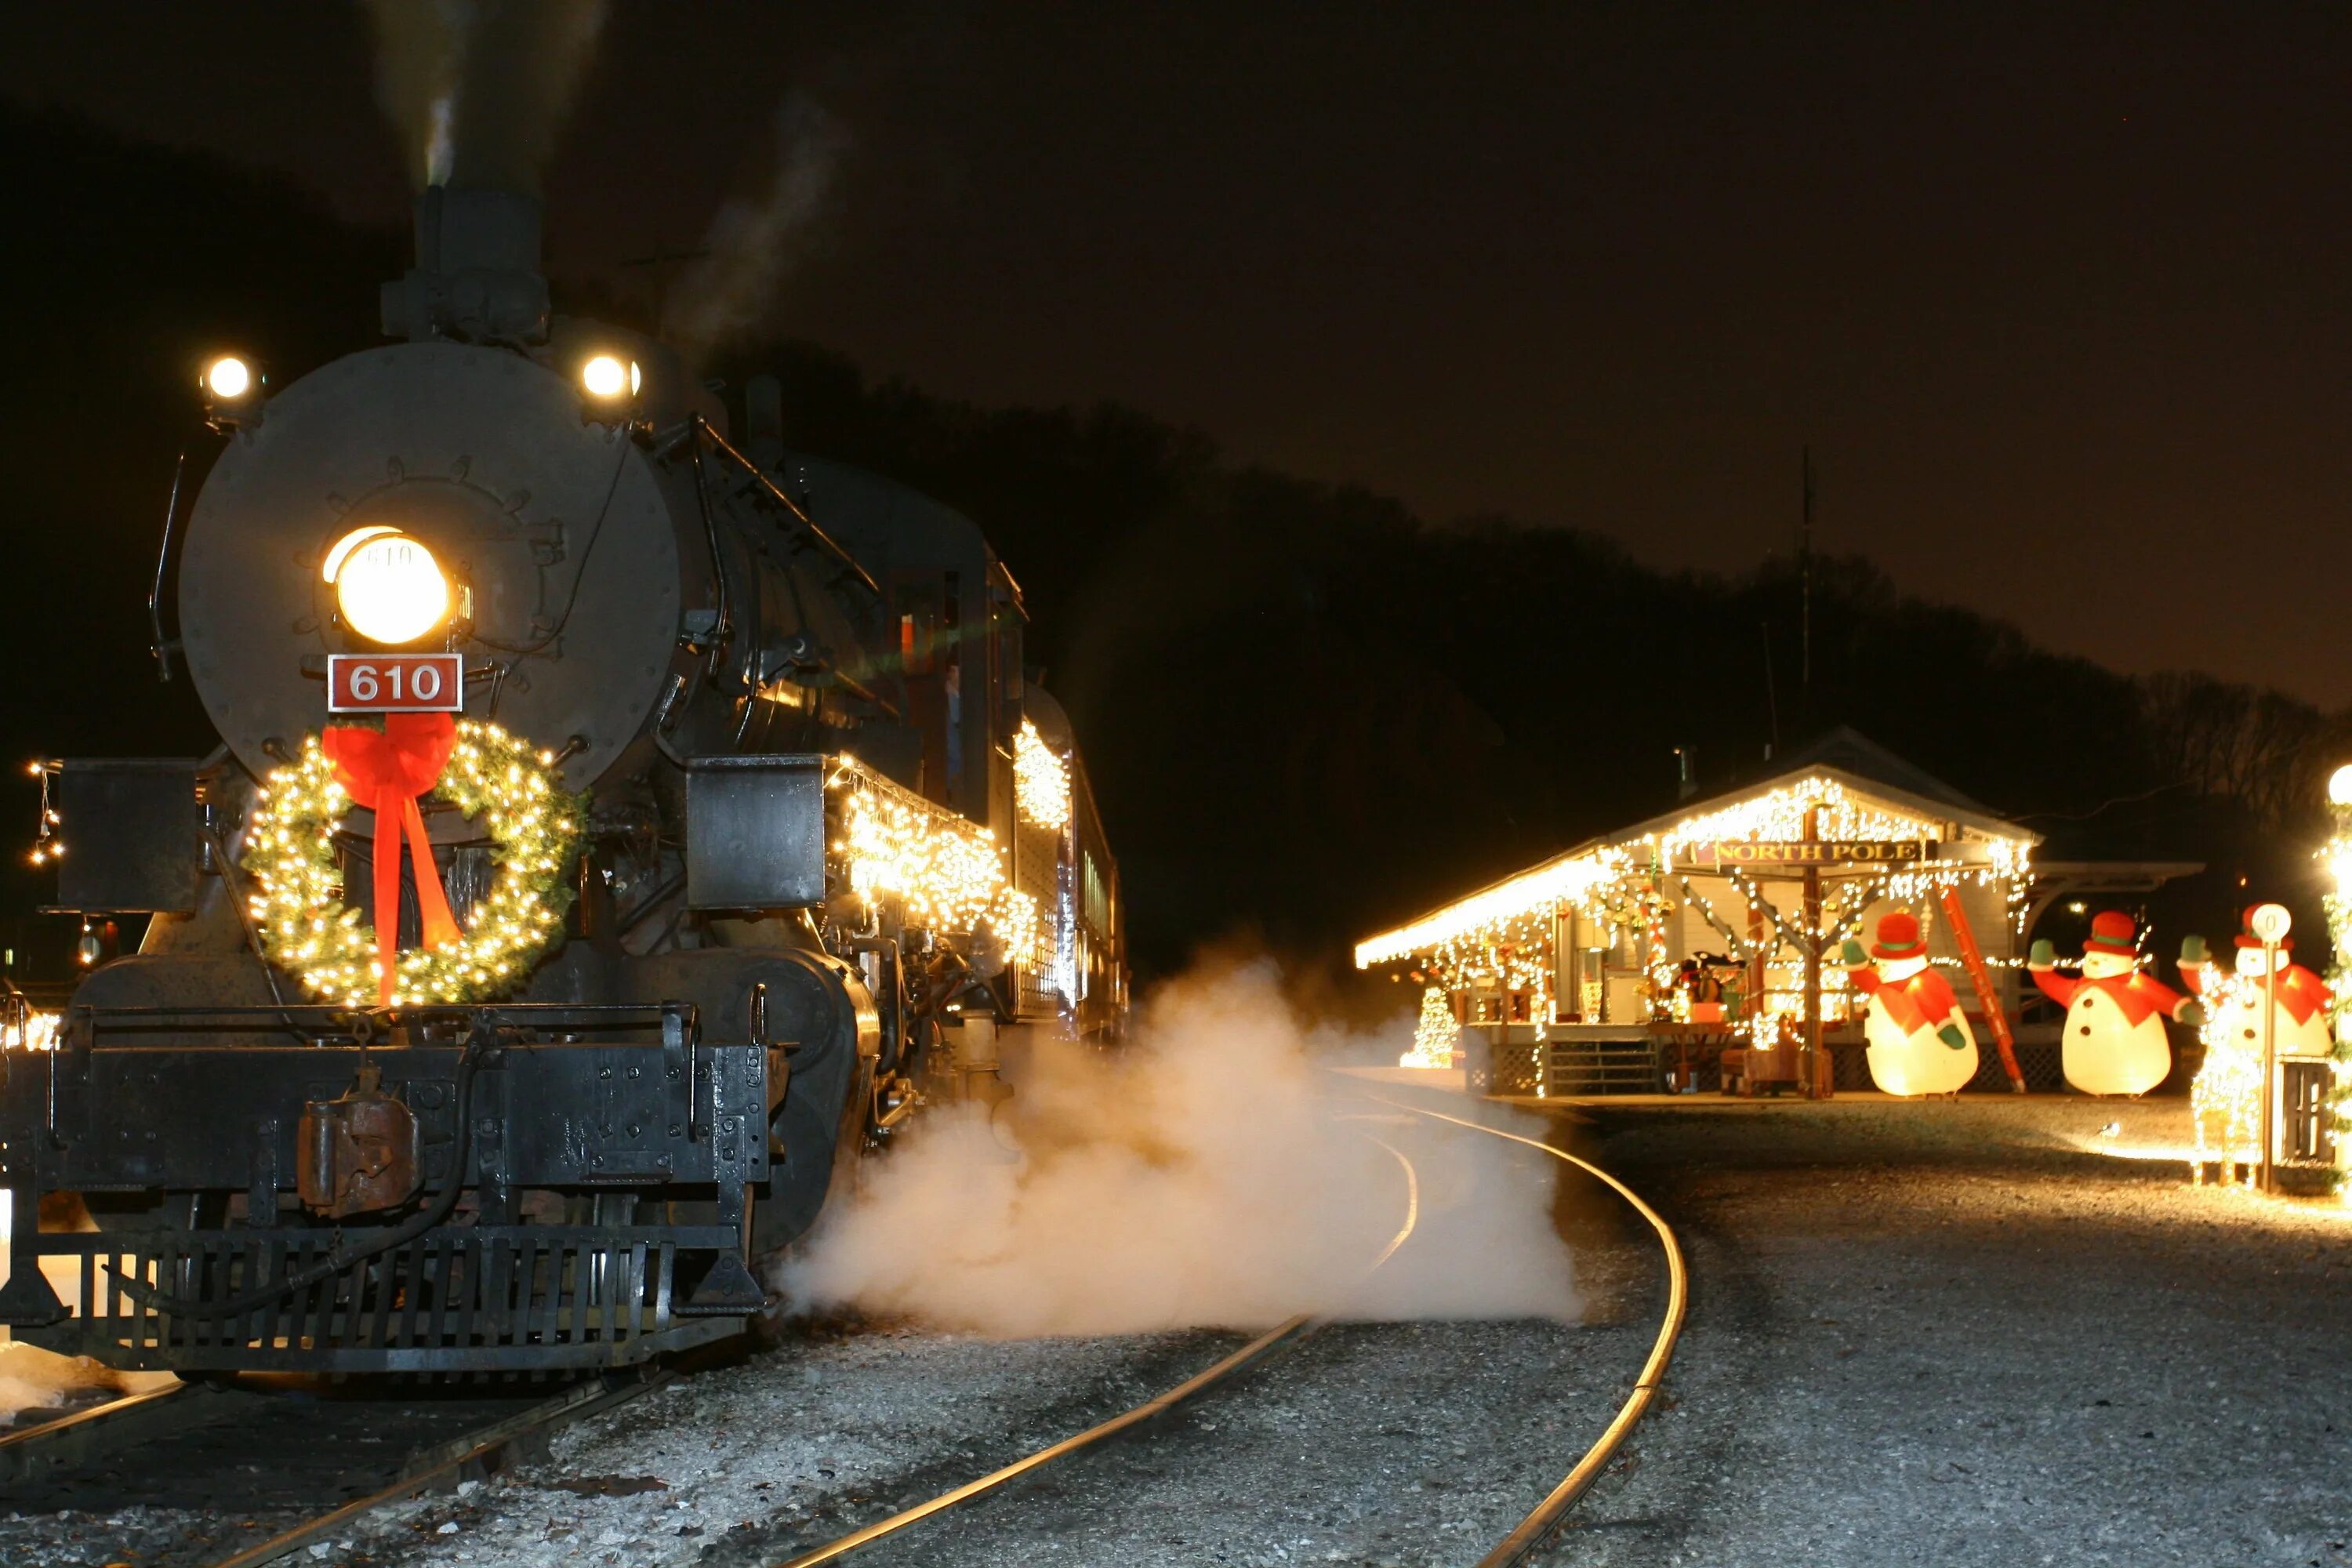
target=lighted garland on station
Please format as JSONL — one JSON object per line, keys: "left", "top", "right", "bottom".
{"left": 1358, "top": 774, "right": 2035, "bottom": 1031}
{"left": 241, "top": 721, "right": 583, "bottom": 1007}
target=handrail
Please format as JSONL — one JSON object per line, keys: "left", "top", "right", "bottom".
{"left": 696, "top": 419, "right": 881, "bottom": 598}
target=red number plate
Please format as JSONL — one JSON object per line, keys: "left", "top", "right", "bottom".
{"left": 327, "top": 653, "right": 464, "bottom": 713}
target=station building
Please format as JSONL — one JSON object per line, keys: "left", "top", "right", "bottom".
{"left": 1357, "top": 730, "right": 2198, "bottom": 1096}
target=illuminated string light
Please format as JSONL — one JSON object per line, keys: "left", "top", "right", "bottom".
{"left": 0, "top": 1009, "right": 58, "bottom": 1051}
{"left": 2187, "top": 966, "right": 2267, "bottom": 1188}
{"left": 2319, "top": 770, "right": 2352, "bottom": 1197}
{"left": 1356, "top": 774, "right": 2036, "bottom": 1032}
{"left": 25, "top": 761, "right": 60, "bottom": 866}
{"left": 240, "top": 721, "right": 583, "bottom": 1007}
{"left": 1014, "top": 718, "right": 1073, "bottom": 833}
{"left": 829, "top": 757, "right": 1041, "bottom": 961}
{"left": 1400, "top": 984, "right": 1459, "bottom": 1068}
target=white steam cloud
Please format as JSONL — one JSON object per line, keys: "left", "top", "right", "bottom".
{"left": 782, "top": 962, "right": 1578, "bottom": 1336}
{"left": 365, "top": 0, "right": 607, "bottom": 193}
{"left": 663, "top": 96, "right": 850, "bottom": 356}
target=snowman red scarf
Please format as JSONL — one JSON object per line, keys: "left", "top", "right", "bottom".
{"left": 1850, "top": 964, "right": 1962, "bottom": 1036}
{"left": 2180, "top": 960, "right": 2330, "bottom": 1025}
{"left": 2030, "top": 968, "right": 2187, "bottom": 1028}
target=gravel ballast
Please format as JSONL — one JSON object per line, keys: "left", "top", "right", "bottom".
{"left": 9, "top": 1090, "right": 2346, "bottom": 1566}
{"left": 1552, "top": 1093, "right": 2352, "bottom": 1568}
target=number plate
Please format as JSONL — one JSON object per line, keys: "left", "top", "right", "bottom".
{"left": 327, "top": 653, "right": 464, "bottom": 713}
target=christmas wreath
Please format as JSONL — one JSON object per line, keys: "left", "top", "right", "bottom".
{"left": 241, "top": 714, "right": 583, "bottom": 1008}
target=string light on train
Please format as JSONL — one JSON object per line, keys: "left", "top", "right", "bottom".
{"left": 1014, "top": 718, "right": 1073, "bottom": 833}
{"left": 2, "top": 1009, "right": 59, "bottom": 1051}
{"left": 25, "top": 760, "right": 62, "bottom": 866}
{"left": 829, "top": 758, "right": 1042, "bottom": 958}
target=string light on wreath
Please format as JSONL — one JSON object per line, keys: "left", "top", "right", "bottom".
{"left": 241, "top": 720, "right": 583, "bottom": 1008}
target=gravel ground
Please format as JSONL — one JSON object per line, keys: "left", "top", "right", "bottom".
{"left": 1548, "top": 1093, "right": 2352, "bottom": 1568}
{"left": 16, "top": 1091, "right": 2343, "bottom": 1566}
{"left": 335, "top": 1107, "right": 1630, "bottom": 1568}
{"left": 336, "top": 1328, "right": 1248, "bottom": 1567}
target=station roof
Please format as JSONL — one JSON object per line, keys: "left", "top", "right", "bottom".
{"left": 1355, "top": 731, "right": 2040, "bottom": 968}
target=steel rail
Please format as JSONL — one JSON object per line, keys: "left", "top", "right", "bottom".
{"left": 770, "top": 1313, "right": 1314, "bottom": 1568}
{"left": 199, "top": 1370, "right": 666, "bottom": 1568}
{"left": 768, "top": 1125, "right": 1422, "bottom": 1568}
{"left": 0, "top": 1381, "right": 201, "bottom": 1485}
{"left": 1365, "top": 1093, "right": 1688, "bottom": 1568}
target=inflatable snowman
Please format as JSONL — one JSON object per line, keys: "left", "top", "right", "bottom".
{"left": 1842, "top": 911, "right": 1979, "bottom": 1096}
{"left": 2179, "top": 909, "right": 2335, "bottom": 1061}
{"left": 2027, "top": 909, "right": 2198, "bottom": 1096}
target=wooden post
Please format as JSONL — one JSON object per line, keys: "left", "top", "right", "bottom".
{"left": 1802, "top": 804, "right": 1825, "bottom": 1097}
{"left": 1745, "top": 894, "right": 1767, "bottom": 1030}
{"left": 2260, "top": 938, "right": 2279, "bottom": 1195}
{"left": 1940, "top": 885, "right": 2025, "bottom": 1092}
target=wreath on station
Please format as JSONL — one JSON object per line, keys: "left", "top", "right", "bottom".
{"left": 242, "top": 713, "right": 584, "bottom": 1008}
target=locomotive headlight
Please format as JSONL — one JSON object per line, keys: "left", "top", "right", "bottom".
{"left": 327, "top": 528, "right": 449, "bottom": 645}
{"left": 580, "top": 354, "right": 641, "bottom": 401}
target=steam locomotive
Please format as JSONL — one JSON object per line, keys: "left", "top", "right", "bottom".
{"left": 0, "top": 187, "right": 1123, "bottom": 1374}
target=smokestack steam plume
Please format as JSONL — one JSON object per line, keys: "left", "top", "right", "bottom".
{"left": 663, "top": 95, "right": 849, "bottom": 356}
{"left": 366, "top": 0, "right": 607, "bottom": 194}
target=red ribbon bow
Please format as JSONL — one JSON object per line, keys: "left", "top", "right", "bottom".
{"left": 322, "top": 712, "right": 461, "bottom": 1007}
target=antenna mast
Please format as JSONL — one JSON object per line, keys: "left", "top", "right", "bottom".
{"left": 1799, "top": 447, "right": 1814, "bottom": 713}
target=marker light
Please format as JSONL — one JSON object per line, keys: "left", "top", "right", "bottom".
{"left": 201, "top": 354, "right": 267, "bottom": 431}
{"left": 205, "top": 356, "right": 253, "bottom": 399}
{"left": 2330, "top": 764, "right": 2352, "bottom": 807}
{"left": 327, "top": 528, "right": 449, "bottom": 644}
{"left": 582, "top": 354, "right": 641, "bottom": 400}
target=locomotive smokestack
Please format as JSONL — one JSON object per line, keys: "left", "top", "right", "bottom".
{"left": 381, "top": 185, "right": 551, "bottom": 345}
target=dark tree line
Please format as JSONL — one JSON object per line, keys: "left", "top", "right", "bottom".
{"left": 2, "top": 104, "right": 2339, "bottom": 982}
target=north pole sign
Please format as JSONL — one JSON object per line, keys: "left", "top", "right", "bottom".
{"left": 1686, "top": 839, "right": 1941, "bottom": 868}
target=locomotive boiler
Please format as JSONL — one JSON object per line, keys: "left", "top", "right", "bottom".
{"left": 0, "top": 187, "right": 1124, "bottom": 1374}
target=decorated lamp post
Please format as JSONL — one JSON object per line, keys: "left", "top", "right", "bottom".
{"left": 2249, "top": 902, "right": 2292, "bottom": 1194}
{"left": 2321, "top": 765, "right": 2352, "bottom": 1198}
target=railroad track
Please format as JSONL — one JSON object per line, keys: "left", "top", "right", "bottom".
{"left": 1375, "top": 1094, "right": 1689, "bottom": 1567}
{"left": 3, "top": 1094, "right": 1681, "bottom": 1566}
{"left": 755, "top": 1094, "right": 1682, "bottom": 1568}
{"left": 0, "top": 1367, "right": 662, "bottom": 1568}
{"left": 0, "top": 1380, "right": 205, "bottom": 1488}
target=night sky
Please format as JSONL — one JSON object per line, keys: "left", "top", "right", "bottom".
{"left": 6, "top": 2, "right": 2351, "bottom": 702}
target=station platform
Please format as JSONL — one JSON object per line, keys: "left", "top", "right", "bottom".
{"left": 1332, "top": 1063, "right": 2296, "bottom": 1183}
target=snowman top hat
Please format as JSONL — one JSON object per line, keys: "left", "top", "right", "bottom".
{"left": 2234, "top": 904, "right": 2293, "bottom": 950}
{"left": 2084, "top": 910, "right": 2138, "bottom": 957}
{"left": 1869, "top": 911, "right": 1927, "bottom": 961}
